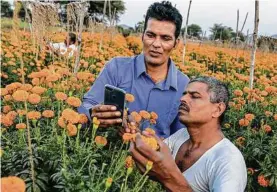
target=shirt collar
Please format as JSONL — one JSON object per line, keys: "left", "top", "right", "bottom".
{"left": 135, "top": 53, "right": 178, "bottom": 91}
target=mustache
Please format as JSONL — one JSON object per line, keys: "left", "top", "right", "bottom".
{"left": 179, "top": 102, "right": 190, "bottom": 112}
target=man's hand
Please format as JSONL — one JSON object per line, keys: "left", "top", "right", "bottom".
{"left": 91, "top": 104, "right": 122, "bottom": 128}
{"left": 118, "top": 116, "right": 139, "bottom": 136}
{"left": 129, "top": 132, "right": 192, "bottom": 192}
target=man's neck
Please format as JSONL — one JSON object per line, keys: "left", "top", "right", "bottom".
{"left": 186, "top": 122, "right": 224, "bottom": 150}
{"left": 145, "top": 60, "right": 169, "bottom": 83}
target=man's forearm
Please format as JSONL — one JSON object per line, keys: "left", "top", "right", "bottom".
{"left": 163, "top": 168, "right": 193, "bottom": 192}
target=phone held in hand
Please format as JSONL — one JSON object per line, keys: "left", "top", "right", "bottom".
{"left": 104, "top": 84, "right": 126, "bottom": 124}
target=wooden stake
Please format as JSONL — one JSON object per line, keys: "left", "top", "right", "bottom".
{"left": 182, "top": 0, "right": 192, "bottom": 65}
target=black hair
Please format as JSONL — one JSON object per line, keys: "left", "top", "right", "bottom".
{"left": 144, "top": 1, "right": 183, "bottom": 39}
{"left": 68, "top": 32, "right": 76, "bottom": 44}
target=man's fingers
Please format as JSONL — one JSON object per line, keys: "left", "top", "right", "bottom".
{"left": 129, "top": 141, "right": 148, "bottom": 166}
{"left": 135, "top": 134, "right": 162, "bottom": 162}
{"left": 93, "top": 111, "right": 121, "bottom": 119}
{"left": 92, "top": 105, "right": 117, "bottom": 112}
{"left": 99, "top": 118, "right": 122, "bottom": 125}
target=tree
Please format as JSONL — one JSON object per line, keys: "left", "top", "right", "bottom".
{"left": 181, "top": 24, "right": 202, "bottom": 38}
{"left": 135, "top": 20, "right": 145, "bottom": 33}
{"left": 1, "top": 1, "right": 13, "bottom": 18}
{"left": 210, "top": 23, "right": 234, "bottom": 42}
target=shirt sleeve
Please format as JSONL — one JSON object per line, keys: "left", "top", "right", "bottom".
{"left": 209, "top": 156, "right": 247, "bottom": 192}
{"left": 77, "top": 58, "right": 118, "bottom": 120}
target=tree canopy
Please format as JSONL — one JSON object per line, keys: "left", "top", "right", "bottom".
{"left": 181, "top": 24, "right": 202, "bottom": 38}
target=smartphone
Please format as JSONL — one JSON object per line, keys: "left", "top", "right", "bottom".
{"left": 104, "top": 84, "right": 126, "bottom": 124}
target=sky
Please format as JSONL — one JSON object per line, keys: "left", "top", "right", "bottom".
{"left": 118, "top": 0, "right": 277, "bottom": 36}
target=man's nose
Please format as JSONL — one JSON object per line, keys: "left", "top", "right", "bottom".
{"left": 180, "top": 94, "right": 189, "bottom": 102}
{"left": 152, "top": 37, "right": 162, "bottom": 48}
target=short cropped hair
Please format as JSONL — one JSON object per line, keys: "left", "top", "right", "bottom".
{"left": 68, "top": 32, "right": 76, "bottom": 44}
{"left": 144, "top": 1, "right": 183, "bottom": 39}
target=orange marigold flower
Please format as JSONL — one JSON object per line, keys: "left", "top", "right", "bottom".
{"left": 31, "top": 78, "right": 40, "bottom": 86}
{"left": 67, "top": 123, "right": 77, "bottom": 136}
{"left": 263, "top": 125, "right": 272, "bottom": 133}
{"left": 55, "top": 92, "right": 68, "bottom": 101}
{"left": 243, "top": 87, "right": 250, "bottom": 94}
{"left": 239, "top": 118, "right": 249, "bottom": 127}
{"left": 150, "top": 119, "right": 157, "bottom": 124}
{"left": 144, "top": 128, "right": 156, "bottom": 135}
{"left": 17, "top": 109, "right": 27, "bottom": 116}
{"left": 125, "top": 93, "right": 135, "bottom": 103}
{"left": 16, "top": 123, "right": 27, "bottom": 130}
{"left": 12, "top": 90, "right": 29, "bottom": 102}
{"left": 139, "top": 110, "right": 151, "bottom": 120}
{"left": 58, "top": 117, "right": 66, "bottom": 128}
{"left": 236, "top": 137, "right": 245, "bottom": 147}
{"left": 105, "top": 177, "right": 113, "bottom": 189}
{"left": 264, "top": 111, "right": 273, "bottom": 117}
{"left": 1, "top": 115, "right": 14, "bottom": 127}
{"left": 19, "top": 84, "right": 33, "bottom": 91}
{"left": 141, "top": 135, "right": 159, "bottom": 150}
{"left": 274, "top": 114, "right": 277, "bottom": 121}
{"left": 122, "top": 133, "right": 136, "bottom": 142}
{"left": 95, "top": 136, "right": 108, "bottom": 147}
{"left": 28, "top": 94, "right": 41, "bottom": 105}
{"left": 261, "top": 91, "right": 268, "bottom": 97}
{"left": 131, "top": 111, "right": 142, "bottom": 123}
{"left": 2, "top": 105, "right": 12, "bottom": 114}
{"left": 66, "top": 97, "right": 81, "bottom": 107}
{"left": 244, "top": 113, "right": 255, "bottom": 121}
{"left": 233, "top": 89, "right": 243, "bottom": 97}
{"left": 31, "top": 86, "right": 46, "bottom": 95}
{"left": 7, "top": 111, "right": 17, "bottom": 120}
{"left": 78, "top": 114, "right": 88, "bottom": 124}
{"left": 150, "top": 112, "right": 158, "bottom": 120}
{"left": 0, "top": 88, "right": 9, "bottom": 96}
{"left": 27, "top": 111, "right": 41, "bottom": 120}
{"left": 1, "top": 176, "right": 26, "bottom": 192}
{"left": 127, "top": 122, "right": 137, "bottom": 130}
{"left": 61, "top": 108, "right": 79, "bottom": 124}
{"left": 258, "top": 175, "right": 270, "bottom": 187}
{"left": 42, "top": 110, "right": 55, "bottom": 118}
{"left": 125, "top": 156, "right": 135, "bottom": 168}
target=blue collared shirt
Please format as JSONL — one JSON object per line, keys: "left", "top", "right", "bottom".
{"left": 78, "top": 54, "right": 190, "bottom": 138}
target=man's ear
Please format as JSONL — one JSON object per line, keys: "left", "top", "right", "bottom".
{"left": 212, "top": 102, "right": 226, "bottom": 119}
{"left": 174, "top": 38, "right": 180, "bottom": 48}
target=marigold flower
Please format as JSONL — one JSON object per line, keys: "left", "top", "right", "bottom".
{"left": 261, "top": 91, "right": 268, "bottom": 97}
{"left": 122, "top": 133, "right": 136, "bottom": 142}
{"left": 31, "top": 78, "right": 40, "bottom": 86}
{"left": 55, "top": 92, "right": 68, "bottom": 101}
{"left": 7, "top": 111, "right": 17, "bottom": 120}
{"left": 139, "top": 110, "right": 151, "bottom": 120}
{"left": 58, "top": 117, "right": 66, "bottom": 128}
{"left": 244, "top": 113, "right": 255, "bottom": 121}
{"left": 239, "top": 118, "right": 249, "bottom": 127}
{"left": 150, "top": 119, "right": 157, "bottom": 124}
{"left": 12, "top": 90, "right": 29, "bottom": 102}
{"left": 31, "top": 86, "right": 46, "bottom": 95}
{"left": 17, "top": 109, "right": 27, "bottom": 116}
{"left": 1, "top": 176, "right": 26, "bottom": 192}
{"left": 141, "top": 135, "right": 159, "bottom": 150}
{"left": 264, "top": 111, "right": 273, "bottom": 117}
{"left": 19, "top": 84, "right": 33, "bottom": 91}
{"left": 16, "top": 123, "right": 27, "bottom": 130}
{"left": 28, "top": 94, "right": 41, "bottom": 105}
{"left": 243, "top": 87, "right": 250, "bottom": 94}
{"left": 78, "top": 114, "right": 88, "bottom": 124}
{"left": 42, "top": 110, "right": 55, "bottom": 118}
{"left": 131, "top": 111, "right": 142, "bottom": 123}
{"left": 263, "top": 125, "right": 272, "bottom": 133}
{"left": 92, "top": 116, "right": 100, "bottom": 125}
{"left": 233, "top": 89, "right": 243, "bottom": 97}
{"left": 0, "top": 88, "right": 9, "bottom": 96}
{"left": 125, "top": 93, "right": 135, "bottom": 102}
{"left": 2, "top": 105, "right": 12, "bottom": 114}
{"left": 26, "top": 111, "right": 41, "bottom": 120}
{"left": 67, "top": 123, "right": 78, "bottom": 136}
{"left": 258, "top": 175, "right": 270, "bottom": 187}
{"left": 235, "top": 137, "right": 245, "bottom": 147}
{"left": 144, "top": 128, "right": 156, "bottom": 135}
{"left": 95, "top": 136, "right": 108, "bottom": 147}
{"left": 150, "top": 111, "right": 158, "bottom": 120}
{"left": 1, "top": 115, "right": 14, "bottom": 127}
{"left": 125, "top": 156, "right": 135, "bottom": 168}
{"left": 127, "top": 122, "right": 137, "bottom": 130}
{"left": 61, "top": 108, "right": 79, "bottom": 124}
{"left": 66, "top": 97, "right": 81, "bottom": 107}
{"left": 274, "top": 114, "right": 277, "bottom": 121}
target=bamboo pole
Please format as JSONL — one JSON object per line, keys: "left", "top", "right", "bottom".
{"left": 182, "top": 0, "right": 192, "bottom": 65}
{"left": 249, "top": 0, "right": 259, "bottom": 89}
{"left": 240, "top": 12, "right": 248, "bottom": 33}
{"left": 235, "top": 9, "right": 240, "bottom": 61}
{"left": 99, "top": 0, "right": 107, "bottom": 51}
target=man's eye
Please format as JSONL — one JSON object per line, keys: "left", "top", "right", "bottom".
{"left": 163, "top": 37, "right": 172, "bottom": 41}
{"left": 192, "top": 95, "right": 200, "bottom": 98}
{"left": 147, "top": 33, "right": 154, "bottom": 38}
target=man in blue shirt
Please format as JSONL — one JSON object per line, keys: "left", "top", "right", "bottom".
{"left": 78, "top": 1, "right": 189, "bottom": 138}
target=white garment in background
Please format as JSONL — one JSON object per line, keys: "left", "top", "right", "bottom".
{"left": 164, "top": 128, "right": 247, "bottom": 192}
{"left": 49, "top": 42, "right": 77, "bottom": 57}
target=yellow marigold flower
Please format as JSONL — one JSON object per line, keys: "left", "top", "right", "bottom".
{"left": 78, "top": 114, "right": 88, "bottom": 124}
{"left": 139, "top": 110, "right": 151, "bottom": 120}
{"left": 144, "top": 128, "right": 156, "bottom": 135}
{"left": 55, "top": 92, "right": 68, "bottom": 101}
{"left": 31, "top": 86, "right": 46, "bottom": 95}
{"left": 42, "top": 110, "right": 55, "bottom": 118}
{"left": 125, "top": 93, "right": 135, "bottom": 103}
{"left": 16, "top": 123, "right": 27, "bottom": 130}
{"left": 28, "top": 94, "right": 41, "bottom": 105}
{"left": 125, "top": 156, "right": 135, "bottom": 168}
{"left": 27, "top": 111, "right": 41, "bottom": 120}
{"left": 58, "top": 117, "right": 66, "bottom": 128}
{"left": 67, "top": 123, "right": 77, "bottom": 136}
{"left": 92, "top": 117, "right": 100, "bottom": 125}
{"left": 1, "top": 176, "right": 26, "bottom": 192}
{"left": 12, "top": 90, "right": 29, "bottom": 102}
{"left": 150, "top": 111, "right": 158, "bottom": 120}
{"left": 141, "top": 135, "right": 159, "bottom": 150}
{"left": 95, "top": 136, "right": 108, "bottom": 147}
{"left": 66, "top": 97, "right": 81, "bottom": 107}
{"left": 61, "top": 108, "right": 79, "bottom": 124}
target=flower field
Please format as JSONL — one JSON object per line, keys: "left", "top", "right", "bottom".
{"left": 1, "top": 30, "right": 277, "bottom": 192}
